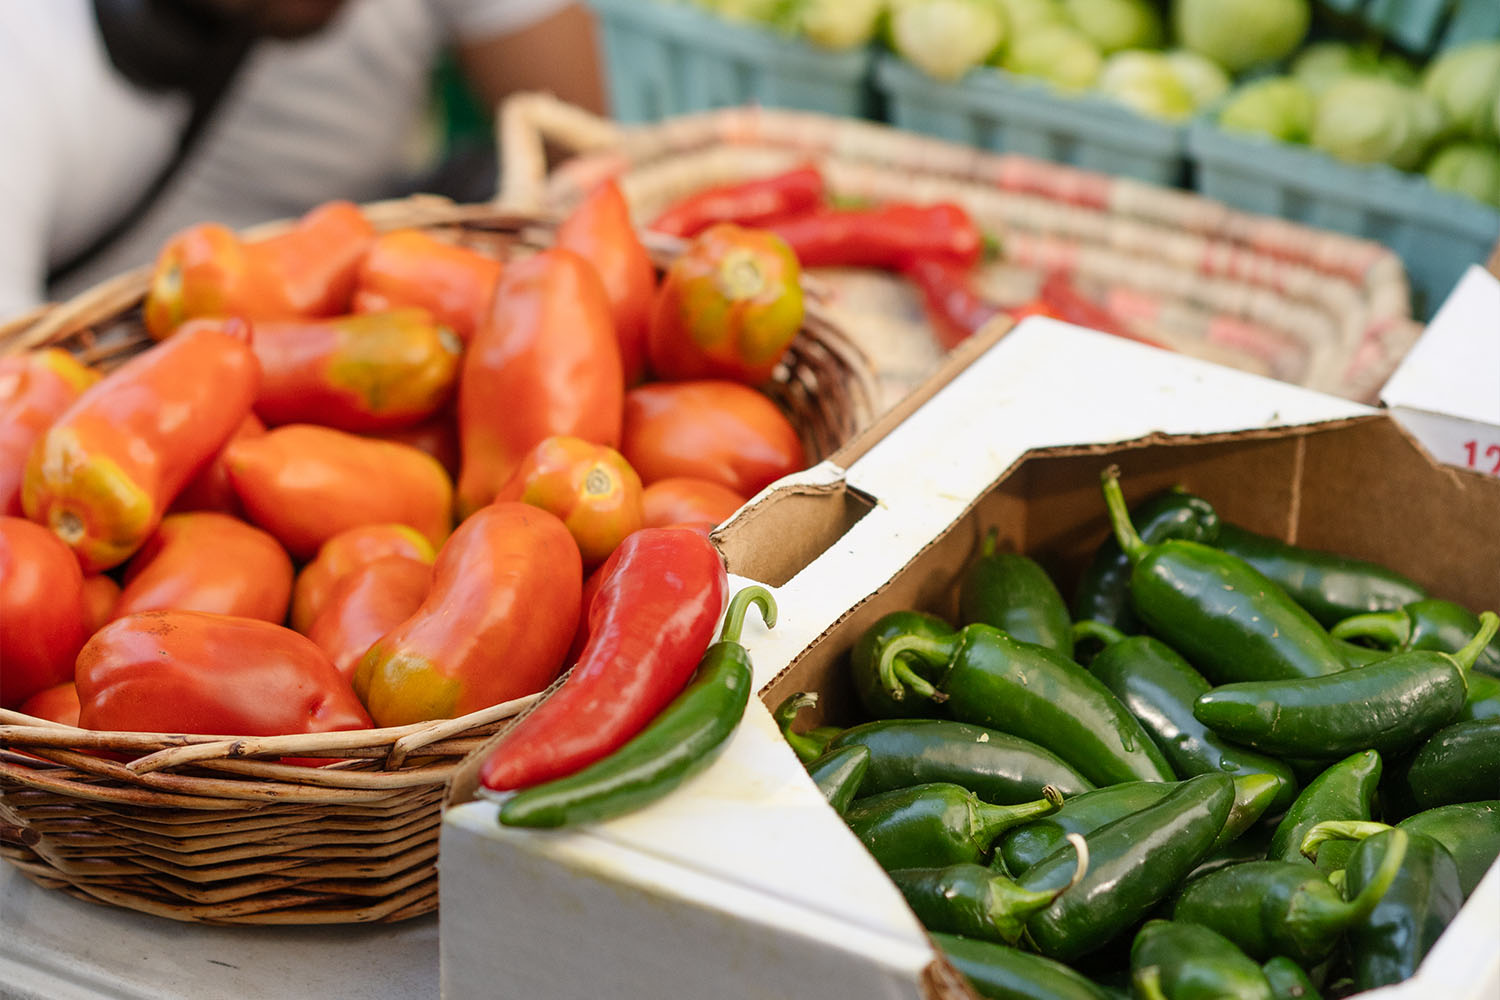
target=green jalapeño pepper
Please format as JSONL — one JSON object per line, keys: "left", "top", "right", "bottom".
{"left": 959, "top": 529, "right": 1073, "bottom": 657}
{"left": 843, "top": 782, "right": 1064, "bottom": 871}
{"left": 1019, "top": 772, "right": 1235, "bottom": 962}
{"left": 498, "top": 586, "right": 772, "bottom": 828}
{"left": 805, "top": 744, "right": 870, "bottom": 815}
{"left": 1131, "top": 920, "right": 1276, "bottom": 1000}
{"left": 1072, "top": 487, "right": 1220, "bottom": 636}
{"left": 773, "top": 691, "right": 839, "bottom": 764}
{"left": 1212, "top": 522, "right": 1428, "bottom": 630}
{"left": 1100, "top": 468, "right": 1348, "bottom": 685}
{"left": 1260, "top": 957, "right": 1323, "bottom": 1000}
{"left": 1300, "top": 801, "right": 1500, "bottom": 898}
{"left": 1341, "top": 828, "right": 1465, "bottom": 992}
{"left": 1194, "top": 613, "right": 1499, "bottom": 760}
{"left": 1459, "top": 672, "right": 1500, "bottom": 722}
{"left": 1403, "top": 717, "right": 1500, "bottom": 810}
{"left": 892, "top": 835, "right": 1087, "bottom": 946}
{"left": 1171, "top": 830, "right": 1408, "bottom": 965}
{"left": 878, "top": 623, "right": 1175, "bottom": 787}
{"left": 848, "top": 609, "right": 954, "bottom": 720}
{"left": 931, "top": 933, "right": 1117, "bottom": 1000}
{"left": 1269, "top": 750, "right": 1382, "bottom": 867}
{"left": 1076, "top": 620, "right": 1299, "bottom": 812}
{"left": 1333, "top": 598, "right": 1500, "bottom": 677}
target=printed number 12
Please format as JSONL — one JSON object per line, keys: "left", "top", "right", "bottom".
{"left": 1462, "top": 440, "right": 1500, "bottom": 474}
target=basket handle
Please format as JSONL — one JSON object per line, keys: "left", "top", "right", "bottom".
{"left": 496, "top": 92, "right": 626, "bottom": 212}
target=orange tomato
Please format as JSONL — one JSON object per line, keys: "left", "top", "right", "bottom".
{"left": 0, "top": 517, "right": 88, "bottom": 708}
{"left": 0, "top": 349, "right": 100, "bottom": 516}
{"left": 113, "top": 512, "right": 294, "bottom": 624}
{"left": 18, "top": 681, "right": 81, "bottom": 726}
{"left": 640, "top": 476, "right": 747, "bottom": 530}
{"left": 290, "top": 523, "right": 437, "bottom": 634}
{"left": 306, "top": 555, "right": 432, "bottom": 681}
{"left": 353, "top": 229, "right": 503, "bottom": 344}
{"left": 81, "top": 574, "right": 122, "bottom": 635}
{"left": 170, "top": 412, "right": 266, "bottom": 518}
{"left": 494, "top": 435, "right": 644, "bottom": 567}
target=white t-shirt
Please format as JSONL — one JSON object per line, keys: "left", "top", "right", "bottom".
{"left": 0, "top": 0, "right": 570, "bottom": 318}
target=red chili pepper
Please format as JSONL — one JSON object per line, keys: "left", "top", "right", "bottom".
{"left": 650, "top": 165, "right": 826, "bottom": 239}
{"left": 764, "top": 202, "right": 983, "bottom": 271}
{"left": 1031, "top": 272, "right": 1169, "bottom": 351}
{"left": 901, "top": 256, "right": 1002, "bottom": 350}
{"left": 478, "top": 526, "right": 728, "bottom": 791}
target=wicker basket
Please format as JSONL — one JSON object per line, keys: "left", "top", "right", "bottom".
{"left": 0, "top": 196, "right": 877, "bottom": 925}
{"left": 496, "top": 93, "right": 1428, "bottom": 405}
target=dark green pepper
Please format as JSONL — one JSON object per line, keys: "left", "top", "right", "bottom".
{"left": 843, "top": 782, "right": 1063, "bottom": 871}
{"left": 1193, "top": 613, "right": 1499, "bottom": 759}
{"left": 1299, "top": 801, "right": 1500, "bottom": 898}
{"left": 1268, "top": 750, "right": 1382, "bottom": 866}
{"left": 931, "top": 933, "right": 1117, "bottom": 1000}
{"left": 848, "top": 609, "right": 953, "bottom": 720}
{"left": 498, "top": 586, "right": 771, "bottom": 829}
{"left": 959, "top": 529, "right": 1073, "bottom": 657}
{"left": 1260, "top": 957, "right": 1323, "bottom": 1000}
{"left": 773, "top": 691, "right": 837, "bottom": 764}
{"left": 825, "top": 718, "right": 1094, "bottom": 804}
{"left": 878, "top": 623, "right": 1175, "bottom": 787}
{"left": 891, "top": 836, "right": 1086, "bottom": 945}
{"left": 1072, "top": 487, "right": 1220, "bottom": 635}
{"left": 1018, "top": 772, "right": 1235, "bottom": 961}
{"left": 1130, "top": 919, "right": 1275, "bottom": 1000}
{"left": 1100, "top": 468, "right": 1348, "bottom": 685}
{"left": 1170, "top": 830, "right": 1408, "bottom": 965}
{"left": 1342, "top": 828, "right": 1465, "bottom": 992}
{"left": 1403, "top": 717, "right": 1500, "bottom": 810}
{"left": 1076, "top": 619, "right": 1299, "bottom": 813}
{"left": 1332, "top": 598, "right": 1500, "bottom": 677}
{"left": 805, "top": 744, "right": 869, "bottom": 815}
{"left": 1213, "top": 522, "right": 1428, "bottom": 630}
{"left": 1459, "top": 672, "right": 1500, "bottom": 722}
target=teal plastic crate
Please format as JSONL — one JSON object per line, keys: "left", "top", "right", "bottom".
{"left": 1318, "top": 0, "right": 1500, "bottom": 58}
{"left": 586, "top": 0, "right": 877, "bottom": 123}
{"left": 873, "top": 56, "right": 1188, "bottom": 187}
{"left": 1187, "top": 121, "right": 1500, "bottom": 318}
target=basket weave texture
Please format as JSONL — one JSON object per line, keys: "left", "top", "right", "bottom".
{"left": 497, "top": 94, "right": 1428, "bottom": 405}
{"left": 0, "top": 197, "right": 876, "bottom": 924}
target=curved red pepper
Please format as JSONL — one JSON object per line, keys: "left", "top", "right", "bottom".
{"left": 650, "top": 165, "right": 826, "bottom": 239}
{"left": 901, "top": 257, "right": 1003, "bottom": 350}
{"left": 479, "top": 526, "right": 728, "bottom": 791}
{"left": 765, "top": 202, "right": 983, "bottom": 271}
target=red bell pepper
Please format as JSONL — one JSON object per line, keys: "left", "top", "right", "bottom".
{"left": 765, "top": 202, "right": 983, "bottom": 271}
{"left": 650, "top": 165, "right": 826, "bottom": 239}
{"left": 479, "top": 526, "right": 727, "bottom": 791}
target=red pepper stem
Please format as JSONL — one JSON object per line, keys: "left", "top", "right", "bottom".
{"left": 877, "top": 634, "right": 955, "bottom": 703}
{"left": 1071, "top": 619, "right": 1129, "bottom": 649}
{"left": 1329, "top": 611, "right": 1412, "bottom": 648}
{"left": 1299, "top": 820, "right": 1392, "bottom": 862}
{"left": 720, "top": 585, "right": 776, "bottom": 645}
{"left": 1453, "top": 612, "right": 1500, "bottom": 676}
{"left": 1100, "top": 466, "right": 1148, "bottom": 563}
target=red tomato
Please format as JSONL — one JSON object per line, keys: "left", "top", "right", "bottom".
{"left": 170, "top": 412, "right": 266, "bottom": 518}
{"left": 494, "top": 436, "right": 645, "bottom": 567}
{"left": 18, "top": 682, "right": 81, "bottom": 727}
{"left": 556, "top": 179, "right": 656, "bottom": 386}
{"left": 0, "top": 517, "right": 88, "bottom": 708}
{"left": 290, "top": 523, "right": 437, "bottom": 634}
{"left": 640, "top": 477, "right": 748, "bottom": 530}
{"left": 81, "top": 574, "right": 122, "bottom": 635}
{"left": 306, "top": 555, "right": 431, "bottom": 682}
{"left": 0, "top": 349, "right": 99, "bottom": 516}
{"left": 113, "top": 512, "right": 294, "bottom": 624}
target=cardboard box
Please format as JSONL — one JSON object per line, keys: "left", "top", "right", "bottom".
{"left": 1381, "top": 265, "right": 1500, "bottom": 478}
{"left": 440, "top": 320, "right": 1500, "bottom": 1000}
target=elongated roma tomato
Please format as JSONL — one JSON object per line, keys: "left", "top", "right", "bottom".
{"left": 226, "top": 424, "right": 453, "bottom": 560}
{"left": 18, "top": 681, "right": 81, "bottom": 727}
{"left": 556, "top": 179, "right": 656, "bottom": 386}
{"left": 0, "top": 517, "right": 88, "bottom": 708}
{"left": 307, "top": 555, "right": 431, "bottom": 681}
{"left": 81, "top": 574, "right": 121, "bottom": 635}
{"left": 353, "top": 229, "right": 503, "bottom": 344}
{"left": 495, "top": 435, "right": 644, "bottom": 567}
{"left": 620, "top": 380, "right": 806, "bottom": 497}
{"left": 354, "top": 502, "right": 581, "bottom": 727}
{"left": 641, "top": 477, "right": 747, "bottom": 530}
{"left": 0, "top": 349, "right": 99, "bottom": 516}
{"left": 113, "top": 512, "right": 294, "bottom": 624}
{"left": 170, "top": 412, "right": 266, "bottom": 518}
{"left": 22, "top": 318, "right": 259, "bottom": 572}
{"left": 77, "top": 610, "right": 372, "bottom": 737}
{"left": 456, "top": 249, "right": 624, "bottom": 519}
{"left": 290, "top": 523, "right": 437, "bottom": 634}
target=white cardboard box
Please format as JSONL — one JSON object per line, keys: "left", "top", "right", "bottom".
{"left": 440, "top": 320, "right": 1500, "bottom": 1000}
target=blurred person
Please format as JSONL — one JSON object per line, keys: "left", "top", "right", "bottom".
{"left": 0, "top": 0, "right": 604, "bottom": 320}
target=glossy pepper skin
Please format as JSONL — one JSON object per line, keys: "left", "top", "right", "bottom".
{"left": 1077, "top": 620, "right": 1298, "bottom": 812}
{"left": 1299, "top": 801, "right": 1500, "bottom": 898}
{"left": 1130, "top": 920, "right": 1275, "bottom": 1000}
{"left": 494, "top": 435, "right": 644, "bottom": 568}
{"left": 22, "top": 318, "right": 259, "bottom": 572}
{"left": 1100, "top": 468, "right": 1348, "bottom": 684}
{"left": 640, "top": 476, "right": 746, "bottom": 531}
{"left": 1342, "top": 829, "right": 1465, "bottom": 992}
{"left": 900, "top": 256, "right": 1001, "bottom": 350}
{"left": 1212, "top": 522, "right": 1428, "bottom": 630}
{"left": 76, "top": 610, "right": 372, "bottom": 737}
{"left": 1402, "top": 718, "right": 1500, "bottom": 810}
{"left": 250, "top": 309, "right": 462, "bottom": 433}
{"left": 827, "top": 718, "right": 1094, "bottom": 806}
{"left": 931, "top": 932, "right": 1117, "bottom": 1000}
{"left": 620, "top": 379, "right": 806, "bottom": 497}
{"left": 765, "top": 202, "right": 983, "bottom": 271}
{"left": 0, "top": 349, "right": 99, "bottom": 516}
{"left": 1072, "top": 487, "right": 1219, "bottom": 636}
{"left": 1333, "top": 598, "right": 1500, "bottom": 678}
{"left": 354, "top": 502, "right": 580, "bottom": 727}
{"left": 958, "top": 531, "right": 1073, "bottom": 657}
{"left": 1458, "top": 671, "right": 1500, "bottom": 722}
{"left": 892, "top": 840, "right": 1085, "bottom": 947}
{"left": 844, "top": 782, "right": 1064, "bottom": 872}
{"left": 290, "top": 523, "right": 436, "bottom": 634}
{"left": 456, "top": 249, "right": 624, "bottom": 519}
{"left": 878, "top": 623, "right": 1176, "bottom": 787}
{"left": 1170, "top": 833, "right": 1408, "bottom": 965}
{"left": 556, "top": 179, "right": 656, "bottom": 387}
{"left": 498, "top": 586, "right": 771, "bottom": 828}
{"left": 1268, "top": 750, "right": 1383, "bottom": 867}
{"left": 647, "top": 223, "right": 804, "bottom": 386}
{"left": 0, "top": 517, "right": 88, "bottom": 708}
{"left": 649, "top": 165, "right": 826, "bottom": 239}
{"left": 112, "top": 512, "right": 293, "bottom": 624}
{"left": 1259, "top": 957, "right": 1323, "bottom": 1000}
{"left": 806, "top": 744, "right": 871, "bottom": 815}
{"left": 306, "top": 555, "right": 431, "bottom": 682}
{"left": 1018, "top": 772, "right": 1235, "bottom": 962}
{"left": 352, "top": 228, "right": 502, "bottom": 344}
{"left": 847, "top": 610, "right": 954, "bottom": 721}
{"left": 226, "top": 424, "right": 453, "bottom": 560}
{"left": 478, "top": 526, "right": 726, "bottom": 791}
{"left": 1193, "top": 613, "right": 1499, "bottom": 759}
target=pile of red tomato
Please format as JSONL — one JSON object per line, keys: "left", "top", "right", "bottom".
{"left": 0, "top": 184, "right": 813, "bottom": 750}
